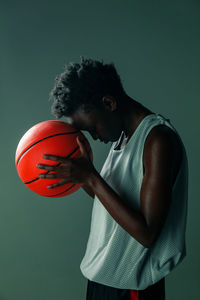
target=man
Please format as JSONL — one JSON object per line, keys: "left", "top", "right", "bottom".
{"left": 37, "top": 57, "right": 188, "bottom": 300}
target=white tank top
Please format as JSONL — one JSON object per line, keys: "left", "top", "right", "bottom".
{"left": 80, "top": 113, "right": 188, "bottom": 290}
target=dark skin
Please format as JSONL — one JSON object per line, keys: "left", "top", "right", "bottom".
{"left": 37, "top": 95, "right": 183, "bottom": 248}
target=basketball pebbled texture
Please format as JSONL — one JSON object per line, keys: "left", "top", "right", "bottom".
{"left": 15, "top": 120, "right": 93, "bottom": 198}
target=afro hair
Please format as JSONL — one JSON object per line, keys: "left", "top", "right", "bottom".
{"left": 49, "top": 56, "right": 126, "bottom": 118}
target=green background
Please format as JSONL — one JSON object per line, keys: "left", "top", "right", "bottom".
{"left": 1, "top": 0, "right": 199, "bottom": 299}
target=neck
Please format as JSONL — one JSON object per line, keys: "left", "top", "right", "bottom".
{"left": 119, "top": 95, "right": 153, "bottom": 140}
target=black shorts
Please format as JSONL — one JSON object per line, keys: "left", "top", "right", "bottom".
{"left": 86, "top": 277, "right": 165, "bottom": 300}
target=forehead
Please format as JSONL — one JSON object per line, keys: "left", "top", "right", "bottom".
{"left": 65, "top": 108, "right": 99, "bottom": 130}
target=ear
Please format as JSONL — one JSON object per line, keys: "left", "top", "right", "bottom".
{"left": 102, "top": 96, "right": 117, "bottom": 112}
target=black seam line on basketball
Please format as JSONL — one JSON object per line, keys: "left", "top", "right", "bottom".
{"left": 24, "top": 145, "right": 80, "bottom": 184}
{"left": 16, "top": 131, "right": 80, "bottom": 166}
{"left": 48, "top": 183, "right": 76, "bottom": 197}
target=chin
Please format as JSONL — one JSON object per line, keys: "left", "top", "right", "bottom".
{"left": 112, "top": 135, "right": 121, "bottom": 142}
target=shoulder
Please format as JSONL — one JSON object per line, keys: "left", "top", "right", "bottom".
{"left": 144, "top": 124, "right": 182, "bottom": 152}
{"left": 143, "top": 125, "right": 176, "bottom": 168}
{"left": 143, "top": 124, "right": 183, "bottom": 184}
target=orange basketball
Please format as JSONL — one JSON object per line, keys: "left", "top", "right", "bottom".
{"left": 15, "top": 120, "right": 93, "bottom": 198}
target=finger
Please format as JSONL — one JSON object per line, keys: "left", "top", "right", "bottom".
{"left": 37, "top": 164, "right": 58, "bottom": 171}
{"left": 47, "top": 179, "right": 69, "bottom": 189}
{"left": 76, "top": 136, "right": 90, "bottom": 160}
{"left": 43, "top": 154, "right": 68, "bottom": 163}
{"left": 38, "top": 173, "right": 61, "bottom": 179}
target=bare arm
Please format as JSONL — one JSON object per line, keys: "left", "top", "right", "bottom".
{"left": 86, "top": 126, "right": 178, "bottom": 248}
{"left": 82, "top": 183, "right": 95, "bottom": 198}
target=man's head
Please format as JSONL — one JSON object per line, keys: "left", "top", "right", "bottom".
{"left": 49, "top": 56, "right": 127, "bottom": 142}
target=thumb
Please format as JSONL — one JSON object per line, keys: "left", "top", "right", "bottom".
{"left": 76, "top": 136, "right": 90, "bottom": 160}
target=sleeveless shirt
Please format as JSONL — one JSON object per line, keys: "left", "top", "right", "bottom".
{"left": 80, "top": 113, "right": 188, "bottom": 290}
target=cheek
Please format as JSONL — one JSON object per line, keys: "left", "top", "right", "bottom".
{"left": 98, "top": 115, "right": 120, "bottom": 141}
{"left": 107, "top": 123, "right": 122, "bottom": 141}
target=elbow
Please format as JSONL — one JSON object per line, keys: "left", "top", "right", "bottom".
{"left": 146, "top": 232, "right": 160, "bottom": 248}
{"left": 141, "top": 231, "right": 159, "bottom": 248}
{"left": 134, "top": 237, "right": 153, "bottom": 249}
{"left": 141, "top": 241, "right": 152, "bottom": 248}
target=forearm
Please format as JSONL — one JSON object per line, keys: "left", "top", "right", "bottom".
{"left": 82, "top": 183, "right": 95, "bottom": 198}
{"left": 87, "top": 171, "right": 152, "bottom": 248}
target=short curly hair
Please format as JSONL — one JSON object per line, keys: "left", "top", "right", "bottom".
{"left": 48, "top": 56, "right": 126, "bottom": 118}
